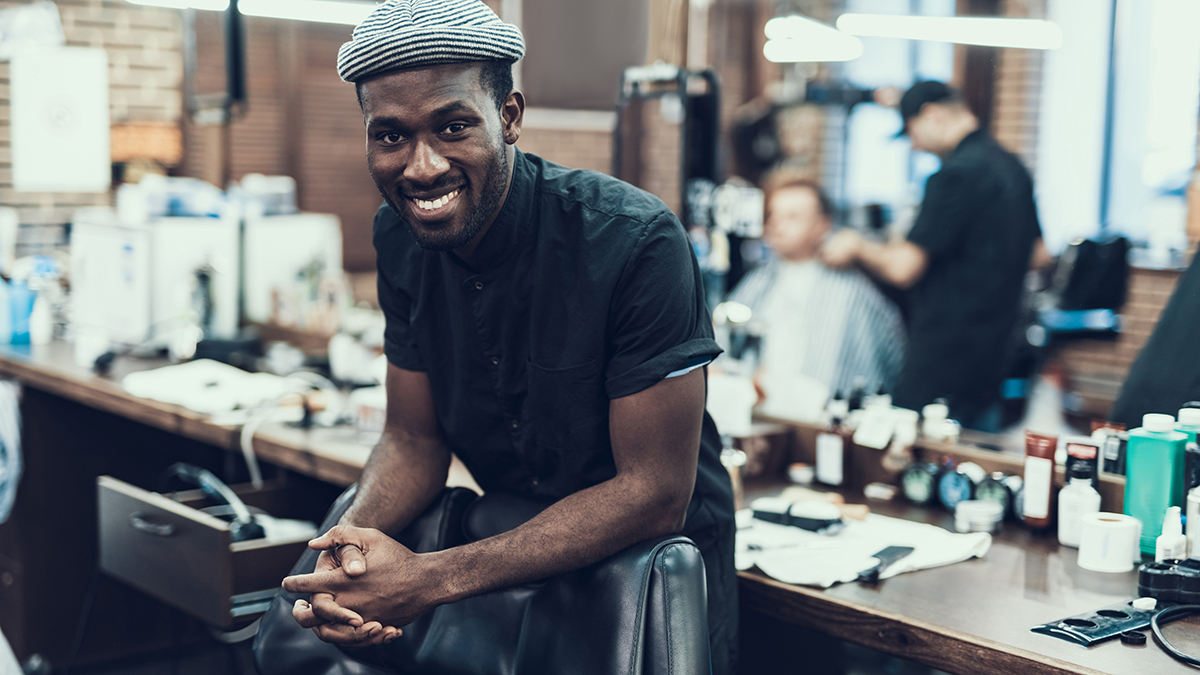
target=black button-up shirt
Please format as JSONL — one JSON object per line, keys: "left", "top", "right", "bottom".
{"left": 374, "top": 150, "right": 732, "bottom": 552}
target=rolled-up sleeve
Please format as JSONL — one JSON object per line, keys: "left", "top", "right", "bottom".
{"left": 604, "top": 212, "right": 722, "bottom": 399}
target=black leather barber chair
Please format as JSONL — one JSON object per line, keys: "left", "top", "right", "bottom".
{"left": 253, "top": 485, "right": 711, "bottom": 675}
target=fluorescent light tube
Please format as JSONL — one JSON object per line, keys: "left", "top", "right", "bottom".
{"left": 125, "top": 0, "right": 375, "bottom": 25}
{"left": 125, "top": 0, "right": 229, "bottom": 10}
{"left": 239, "top": 0, "right": 376, "bottom": 26}
{"left": 763, "top": 15, "right": 864, "bottom": 62}
{"left": 835, "top": 14, "right": 1063, "bottom": 50}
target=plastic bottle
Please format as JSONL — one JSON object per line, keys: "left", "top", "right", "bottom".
{"left": 1057, "top": 464, "right": 1101, "bottom": 547}
{"left": 1156, "top": 506, "right": 1188, "bottom": 561}
{"left": 1188, "top": 486, "right": 1200, "bottom": 559}
{"left": 1022, "top": 431, "right": 1058, "bottom": 529}
{"left": 8, "top": 280, "right": 34, "bottom": 345}
{"left": 1178, "top": 408, "right": 1200, "bottom": 443}
{"left": 816, "top": 393, "right": 850, "bottom": 487}
{"left": 0, "top": 279, "right": 12, "bottom": 344}
{"left": 1125, "top": 413, "right": 1188, "bottom": 556}
{"left": 28, "top": 292, "right": 51, "bottom": 345}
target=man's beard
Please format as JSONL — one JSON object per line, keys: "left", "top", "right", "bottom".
{"left": 376, "top": 145, "right": 509, "bottom": 252}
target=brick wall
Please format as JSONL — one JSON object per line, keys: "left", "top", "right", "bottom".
{"left": 0, "top": 0, "right": 181, "bottom": 239}
{"left": 516, "top": 109, "right": 614, "bottom": 175}
{"left": 990, "top": 0, "right": 1046, "bottom": 169}
{"left": 181, "top": 12, "right": 380, "bottom": 271}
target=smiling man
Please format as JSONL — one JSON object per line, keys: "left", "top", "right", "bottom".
{"left": 276, "top": 0, "right": 736, "bottom": 672}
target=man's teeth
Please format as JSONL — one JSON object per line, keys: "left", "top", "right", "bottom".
{"left": 415, "top": 190, "right": 459, "bottom": 211}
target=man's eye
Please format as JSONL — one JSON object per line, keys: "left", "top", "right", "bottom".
{"left": 379, "top": 132, "right": 404, "bottom": 144}
{"left": 444, "top": 123, "right": 467, "bottom": 134}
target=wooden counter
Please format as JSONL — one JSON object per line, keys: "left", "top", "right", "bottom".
{"left": 0, "top": 341, "right": 1191, "bottom": 674}
{"left": 739, "top": 484, "right": 1197, "bottom": 675}
{"left": 0, "top": 341, "right": 371, "bottom": 487}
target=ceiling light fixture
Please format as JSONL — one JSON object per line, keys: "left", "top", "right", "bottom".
{"left": 125, "top": 0, "right": 229, "bottom": 10}
{"left": 124, "top": 0, "right": 376, "bottom": 25}
{"left": 835, "top": 14, "right": 1064, "bottom": 50}
{"left": 239, "top": 0, "right": 375, "bottom": 26}
{"left": 763, "top": 15, "right": 864, "bottom": 63}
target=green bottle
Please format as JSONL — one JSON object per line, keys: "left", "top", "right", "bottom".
{"left": 1177, "top": 408, "right": 1200, "bottom": 443}
{"left": 1125, "top": 413, "right": 1188, "bottom": 556}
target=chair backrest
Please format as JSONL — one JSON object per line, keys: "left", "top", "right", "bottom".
{"left": 643, "top": 537, "right": 711, "bottom": 675}
{"left": 253, "top": 485, "right": 712, "bottom": 675}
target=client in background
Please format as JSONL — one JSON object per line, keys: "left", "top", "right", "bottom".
{"left": 720, "top": 173, "right": 905, "bottom": 409}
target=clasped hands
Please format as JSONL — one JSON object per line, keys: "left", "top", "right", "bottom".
{"left": 281, "top": 525, "right": 435, "bottom": 647}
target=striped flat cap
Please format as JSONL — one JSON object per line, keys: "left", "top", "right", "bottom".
{"left": 337, "top": 0, "right": 525, "bottom": 83}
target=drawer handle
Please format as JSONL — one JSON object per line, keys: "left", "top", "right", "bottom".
{"left": 129, "top": 512, "right": 176, "bottom": 537}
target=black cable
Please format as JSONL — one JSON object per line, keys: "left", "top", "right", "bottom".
{"left": 60, "top": 566, "right": 102, "bottom": 675}
{"left": 1150, "top": 604, "right": 1200, "bottom": 668}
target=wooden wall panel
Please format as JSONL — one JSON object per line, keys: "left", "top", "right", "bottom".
{"left": 295, "top": 25, "right": 380, "bottom": 272}
{"left": 183, "top": 14, "right": 379, "bottom": 271}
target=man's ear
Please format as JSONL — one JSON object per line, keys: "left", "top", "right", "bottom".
{"left": 501, "top": 90, "right": 525, "bottom": 145}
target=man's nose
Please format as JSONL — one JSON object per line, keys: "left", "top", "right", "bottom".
{"left": 404, "top": 140, "right": 450, "bottom": 185}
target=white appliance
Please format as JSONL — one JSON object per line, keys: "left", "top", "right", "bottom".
{"left": 71, "top": 208, "right": 240, "bottom": 347}
{"left": 242, "top": 213, "right": 343, "bottom": 326}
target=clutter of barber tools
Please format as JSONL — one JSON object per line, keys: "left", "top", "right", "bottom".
{"left": 50, "top": 169, "right": 391, "bottom": 483}
{"left": 1020, "top": 407, "right": 1200, "bottom": 667}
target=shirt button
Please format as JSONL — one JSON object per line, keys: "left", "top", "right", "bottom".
{"left": 531, "top": 478, "right": 540, "bottom": 487}
{"left": 510, "top": 420, "right": 519, "bottom": 430}
{"left": 491, "top": 356, "right": 500, "bottom": 365}
{"left": 474, "top": 281, "right": 484, "bottom": 290}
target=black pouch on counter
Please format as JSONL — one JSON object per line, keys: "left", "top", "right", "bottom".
{"left": 1053, "top": 236, "right": 1130, "bottom": 311}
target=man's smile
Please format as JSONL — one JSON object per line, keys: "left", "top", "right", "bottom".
{"left": 405, "top": 188, "right": 462, "bottom": 220}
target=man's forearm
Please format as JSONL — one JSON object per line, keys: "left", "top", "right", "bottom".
{"left": 423, "top": 471, "right": 688, "bottom": 605}
{"left": 342, "top": 429, "right": 451, "bottom": 534}
{"left": 855, "top": 238, "right": 927, "bottom": 289}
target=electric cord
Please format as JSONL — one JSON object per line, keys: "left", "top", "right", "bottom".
{"left": 1150, "top": 604, "right": 1200, "bottom": 667}
{"left": 60, "top": 566, "right": 101, "bottom": 675}
{"left": 239, "top": 371, "right": 342, "bottom": 489}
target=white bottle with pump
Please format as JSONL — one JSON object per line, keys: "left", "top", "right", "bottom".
{"left": 1058, "top": 464, "right": 1101, "bottom": 547}
{"left": 1157, "top": 506, "right": 1188, "bottom": 561}
{"left": 1189, "top": 488, "right": 1200, "bottom": 558}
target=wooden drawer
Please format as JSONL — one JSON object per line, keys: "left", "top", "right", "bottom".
{"left": 97, "top": 475, "right": 314, "bottom": 628}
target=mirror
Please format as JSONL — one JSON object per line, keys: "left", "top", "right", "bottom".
{"left": 703, "top": 0, "right": 1200, "bottom": 450}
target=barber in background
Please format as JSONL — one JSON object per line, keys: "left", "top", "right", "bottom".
{"left": 821, "top": 81, "right": 1041, "bottom": 430}
{"left": 722, "top": 174, "right": 904, "bottom": 400}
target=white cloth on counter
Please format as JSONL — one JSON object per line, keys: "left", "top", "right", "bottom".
{"left": 122, "top": 359, "right": 305, "bottom": 422}
{"left": 736, "top": 510, "right": 992, "bottom": 588}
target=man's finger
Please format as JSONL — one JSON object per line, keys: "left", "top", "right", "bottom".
{"left": 309, "top": 591, "right": 363, "bottom": 626}
{"left": 338, "top": 544, "right": 368, "bottom": 576}
{"left": 309, "top": 525, "right": 372, "bottom": 552}
{"left": 292, "top": 599, "right": 329, "bottom": 629}
{"left": 282, "top": 570, "right": 345, "bottom": 594}
{"left": 312, "top": 620, "right": 385, "bottom": 646}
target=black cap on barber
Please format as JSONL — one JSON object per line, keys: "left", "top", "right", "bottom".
{"left": 894, "top": 80, "right": 957, "bottom": 138}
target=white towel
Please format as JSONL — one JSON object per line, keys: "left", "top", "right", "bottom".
{"left": 736, "top": 510, "right": 992, "bottom": 588}
{"left": 122, "top": 359, "right": 301, "bottom": 418}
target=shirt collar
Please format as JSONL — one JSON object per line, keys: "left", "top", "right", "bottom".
{"left": 457, "top": 149, "right": 536, "bottom": 273}
{"left": 949, "top": 128, "right": 989, "bottom": 159}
